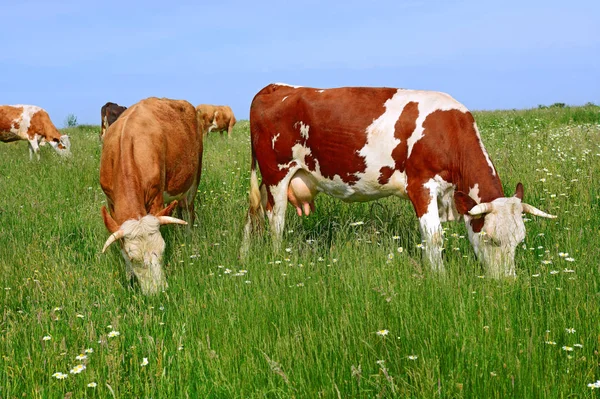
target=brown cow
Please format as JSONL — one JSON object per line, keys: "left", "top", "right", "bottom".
{"left": 242, "top": 83, "right": 556, "bottom": 278}
{"left": 100, "top": 102, "right": 127, "bottom": 140}
{"left": 100, "top": 97, "right": 204, "bottom": 294}
{"left": 196, "top": 104, "right": 236, "bottom": 138}
{"left": 0, "top": 105, "right": 71, "bottom": 159}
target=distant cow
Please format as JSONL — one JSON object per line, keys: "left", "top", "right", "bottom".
{"left": 0, "top": 105, "right": 71, "bottom": 159}
{"left": 242, "top": 83, "right": 556, "bottom": 278}
{"left": 196, "top": 104, "right": 236, "bottom": 138}
{"left": 100, "top": 97, "right": 204, "bottom": 294}
{"left": 100, "top": 102, "right": 127, "bottom": 140}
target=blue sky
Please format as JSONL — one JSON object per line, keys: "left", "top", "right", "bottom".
{"left": 2, "top": 0, "right": 598, "bottom": 125}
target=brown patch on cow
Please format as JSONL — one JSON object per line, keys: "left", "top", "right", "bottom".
{"left": 379, "top": 101, "right": 420, "bottom": 185}
{"left": 470, "top": 217, "right": 484, "bottom": 233}
{"left": 378, "top": 166, "right": 394, "bottom": 185}
{"left": 0, "top": 106, "right": 26, "bottom": 141}
{"left": 305, "top": 152, "right": 316, "bottom": 171}
{"left": 406, "top": 109, "right": 504, "bottom": 204}
{"left": 251, "top": 85, "right": 397, "bottom": 188}
{"left": 29, "top": 110, "right": 62, "bottom": 142}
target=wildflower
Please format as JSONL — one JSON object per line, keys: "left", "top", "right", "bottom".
{"left": 141, "top": 357, "right": 149, "bottom": 367}
{"left": 376, "top": 359, "right": 385, "bottom": 366}
{"left": 52, "top": 372, "right": 68, "bottom": 379}
{"left": 223, "top": 269, "right": 232, "bottom": 274}
{"left": 397, "top": 247, "right": 403, "bottom": 253}
{"left": 85, "top": 348, "right": 93, "bottom": 354}
{"left": 574, "top": 344, "right": 583, "bottom": 348}
{"left": 559, "top": 252, "right": 569, "bottom": 258}
{"left": 75, "top": 354, "right": 87, "bottom": 361}
{"left": 392, "top": 235, "right": 400, "bottom": 240}
{"left": 42, "top": 335, "right": 52, "bottom": 341}
{"left": 588, "top": 380, "right": 600, "bottom": 389}
{"left": 490, "top": 371, "right": 497, "bottom": 377}
{"left": 408, "top": 355, "right": 418, "bottom": 360}
{"left": 53, "top": 307, "right": 62, "bottom": 312}
{"left": 563, "top": 268, "right": 575, "bottom": 273}
{"left": 108, "top": 330, "right": 120, "bottom": 338}
{"left": 566, "top": 328, "right": 576, "bottom": 334}
{"left": 562, "top": 346, "right": 574, "bottom": 352}
{"left": 549, "top": 270, "right": 559, "bottom": 274}
{"left": 350, "top": 221, "right": 364, "bottom": 226}
{"left": 416, "top": 243, "right": 424, "bottom": 249}
{"left": 76, "top": 314, "right": 85, "bottom": 319}
{"left": 542, "top": 260, "right": 553, "bottom": 265}
{"left": 387, "top": 253, "right": 394, "bottom": 260}
{"left": 178, "top": 345, "right": 184, "bottom": 351}
{"left": 545, "top": 341, "right": 557, "bottom": 345}
{"left": 532, "top": 274, "right": 540, "bottom": 277}
{"left": 376, "top": 329, "right": 389, "bottom": 337}
{"left": 87, "top": 382, "right": 97, "bottom": 388}
{"left": 70, "top": 364, "right": 86, "bottom": 374}
{"left": 565, "top": 257, "right": 575, "bottom": 262}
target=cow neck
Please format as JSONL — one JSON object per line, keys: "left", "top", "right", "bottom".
{"left": 454, "top": 137, "right": 505, "bottom": 204}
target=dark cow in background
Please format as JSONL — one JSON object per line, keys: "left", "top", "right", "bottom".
{"left": 242, "top": 83, "right": 556, "bottom": 278}
{"left": 0, "top": 105, "right": 71, "bottom": 159}
{"left": 100, "top": 102, "right": 127, "bottom": 140}
{"left": 196, "top": 104, "right": 236, "bottom": 138}
{"left": 100, "top": 97, "right": 204, "bottom": 294}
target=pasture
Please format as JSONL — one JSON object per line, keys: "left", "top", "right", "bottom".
{"left": 0, "top": 104, "right": 599, "bottom": 398}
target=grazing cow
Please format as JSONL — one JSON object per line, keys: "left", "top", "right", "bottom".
{"left": 100, "top": 102, "right": 127, "bottom": 140}
{"left": 196, "top": 104, "right": 236, "bottom": 138}
{"left": 242, "top": 83, "right": 556, "bottom": 277}
{"left": 0, "top": 105, "right": 71, "bottom": 159}
{"left": 100, "top": 97, "right": 204, "bottom": 294}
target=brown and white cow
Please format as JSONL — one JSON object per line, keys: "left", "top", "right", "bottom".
{"left": 242, "top": 83, "right": 556, "bottom": 278}
{"left": 100, "top": 102, "right": 127, "bottom": 141}
{"left": 100, "top": 97, "right": 204, "bottom": 294}
{"left": 196, "top": 104, "right": 236, "bottom": 138}
{"left": 0, "top": 105, "right": 71, "bottom": 160}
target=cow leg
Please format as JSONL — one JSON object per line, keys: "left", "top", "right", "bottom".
{"left": 408, "top": 180, "right": 445, "bottom": 272}
{"left": 266, "top": 182, "right": 288, "bottom": 252}
{"left": 28, "top": 138, "right": 40, "bottom": 160}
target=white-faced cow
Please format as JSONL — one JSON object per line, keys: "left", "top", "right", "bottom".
{"left": 100, "top": 97, "right": 204, "bottom": 294}
{"left": 100, "top": 102, "right": 127, "bottom": 141}
{"left": 0, "top": 105, "right": 71, "bottom": 159}
{"left": 196, "top": 104, "right": 236, "bottom": 138}
{"left": 242, "top": 83, "right": 556, "bottom": 278}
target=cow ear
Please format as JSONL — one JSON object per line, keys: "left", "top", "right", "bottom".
{"left": 156, "top": 200, "right": 178, "bottom": 217}
{"left": 101, "top": 206, "right": 119, "bottom": 233}
{"left": 454, "top": 191, "right": 478, "bottom": 215}
{"left": 514, "top": 182, "right": 524, "bottom": 200}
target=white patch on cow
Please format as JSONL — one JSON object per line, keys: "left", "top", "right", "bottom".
{"left": 281, "top": 96, "right": 288, "bottom": 102}
{"left": 469, "top": 183, "right": 481, "bottom": 204}
{"left": 317, "top": 90, "right": 325, "bottom": 93}
{"left": 272, "top": 133, "right": 280, "bottom": 149}
{"left": 419, "top": 178, "right": 444, "bottom": 271}
{"left": 274, "top": 83, "right": 302, "bottom": 89}
{"left": 299, "top": 122, "right": 310, "bottom": 140}
{"left": 10, "top": 105, "right": 41, "bottom": 139}
{"left": 404, "top": 91, "right": 468, "bottom": 159}
{"left": 472, "top": 122, "right": 496, "bottom": 176}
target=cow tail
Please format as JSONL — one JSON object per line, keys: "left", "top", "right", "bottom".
{"left": 247, "top": 154, "right": 265, "bottom": 233}
{"left": 241, "top": 150, "right": 265, "bottom": 258}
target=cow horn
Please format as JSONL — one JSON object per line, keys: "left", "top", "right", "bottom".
{"left": 468, "top": 202, "right": 495, "bottom": 216}
{"left": 157, "top": 216, "right": 188, "bottom": 226}
{"left": 102, "top": 230, "right": 124, "bottom": 253}
{"left": 522, "top": 204, "right": 557, "bottom": 219}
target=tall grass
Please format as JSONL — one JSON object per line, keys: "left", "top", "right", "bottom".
{"left": 0, "top": 105, "right": 599, "bottom": 398}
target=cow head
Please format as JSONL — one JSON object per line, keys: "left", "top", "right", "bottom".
{"left": 101, "top": 201, "right": 186, "bottom": 295}
{"left": 455, "top": 183, "right": 556, "bottom": 278}
{"left": 47, "top": 135, "right": 71, "bottom": 157}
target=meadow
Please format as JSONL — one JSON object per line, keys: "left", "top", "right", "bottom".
{"left": 0, "top": 104, "right": 599, "bottom": 398}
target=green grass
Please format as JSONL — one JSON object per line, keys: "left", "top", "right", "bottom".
{"left": 0, "top": 105, "right": 599, "bottom": 398}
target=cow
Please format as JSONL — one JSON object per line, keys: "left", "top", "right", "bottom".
{"left": 241, "top": 83, "right": 556, "bottom": 278}
{"left": 100, "top": 97, "right": 204, "bottom": 294}
{"left": 196, "top": 104, "right": 236, "bottom": 138}
{"left": 0, "top": 105, "right": 71, "bottom": 160}
{"left": 100, "top": 102, "right": 127, "bottom": 141}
